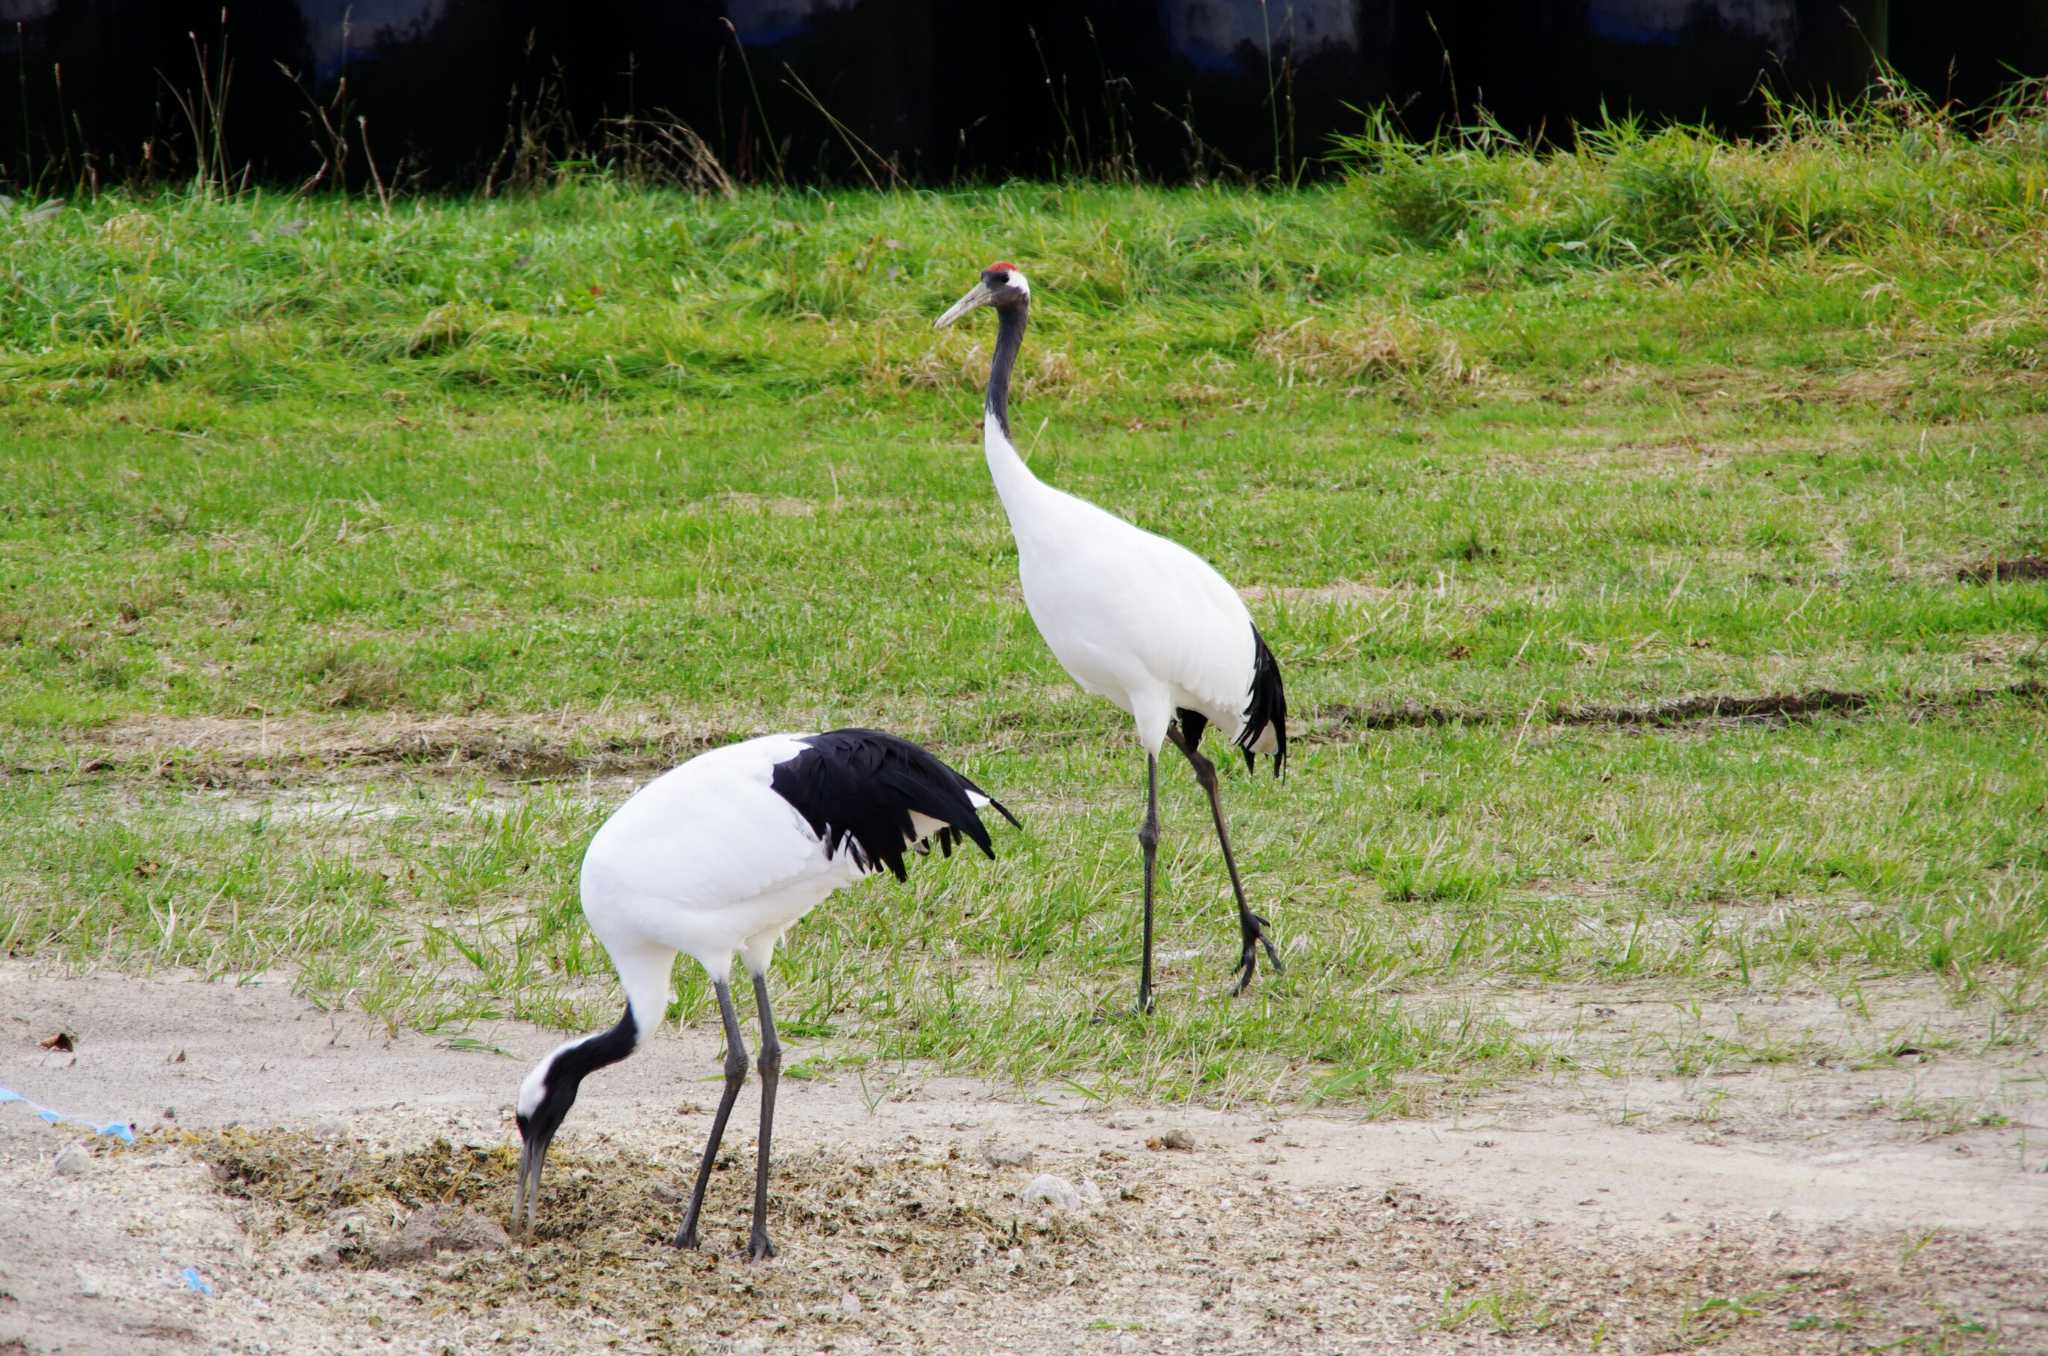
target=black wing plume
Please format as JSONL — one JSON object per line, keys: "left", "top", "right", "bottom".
{"left": 769, "top": 728, "right": 1020, "bottom": 882}
{"left": 1236, "top": 623, "right": 1288, "bottom": 778}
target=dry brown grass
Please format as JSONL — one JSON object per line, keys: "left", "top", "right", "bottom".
{"left": 1251, "top": 311, "right": 1481, "bottom": 399}
{"left": 867, "top": 339, "right": 1104, "bottom": 401}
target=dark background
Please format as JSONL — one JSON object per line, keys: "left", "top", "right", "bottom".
{"left": 4, "top": 1, "right": 2045, "bottom": 190}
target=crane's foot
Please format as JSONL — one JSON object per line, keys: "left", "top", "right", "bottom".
{"left": 1232, "top": 911, "right": 1284, "bottom": 995}
{"left": 748, "top": 1230, "right": 776, "bottom": 1262}
{"left": 673, "top": 1224, "right": 701, "bottom": 1251}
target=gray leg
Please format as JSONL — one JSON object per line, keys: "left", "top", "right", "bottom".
{"left": 1138, "top": 752, "right": 1160, "bottom": 1014}
{"left": 747, "top": 972, "right": 782, "bottom": 1262}
{"left": 675, "top": 977, "right": 750, "bottom": 1250}
{"left": 1169, "top": 726, "right": 1283, "bottom": 994}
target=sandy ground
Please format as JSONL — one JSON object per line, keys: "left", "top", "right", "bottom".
{"left": 4, "top": 962, "right": 2046, "bottom": 1355}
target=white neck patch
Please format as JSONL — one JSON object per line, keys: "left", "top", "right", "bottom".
{"left": 517, "top": 1035, "right": 585, "bottom": 1117}
{"left": 1007, "top": 271, "right": 1031, "bottom": 298}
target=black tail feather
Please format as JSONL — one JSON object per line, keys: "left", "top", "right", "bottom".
{"left": 770, "top": 728, "right": 1019, "bottom": 881}
{"left": 1236, "top": 624, "right": 1288, "bottom": 778}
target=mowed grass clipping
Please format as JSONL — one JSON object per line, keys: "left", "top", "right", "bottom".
{"left": 3, "top": 88, "right": 2047, "bottom": 1104}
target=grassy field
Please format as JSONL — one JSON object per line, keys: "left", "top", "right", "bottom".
{"left": 3, "top": 91, "right": 2046, "bottom": 1110}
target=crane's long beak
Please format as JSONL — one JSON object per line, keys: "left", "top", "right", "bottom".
{"left": 934, "top": 280, "right": 993, "bottom": 330}
{"left": 514, "top": 1132, "right": 550, "bottom": 1238}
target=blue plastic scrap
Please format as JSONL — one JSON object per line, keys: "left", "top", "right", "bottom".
{"left": 180, "top": 1267, "right": 214, "bottom": 1296}
{"left": 0, "top": 1085, "right": 137, "bottom": 1144}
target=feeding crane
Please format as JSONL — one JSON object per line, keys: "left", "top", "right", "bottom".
{"left": 514, "top": 728, "right": 1017, "bottom": 1260}
{"left": 935, "top": 263, "right": 1287, "bottom": 1013}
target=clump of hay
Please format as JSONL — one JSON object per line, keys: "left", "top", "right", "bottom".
{"left": 1252, "top": 313, "right": 1481, "bottom": 401}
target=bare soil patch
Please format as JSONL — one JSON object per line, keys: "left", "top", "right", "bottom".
{"left": 1486, "top": 980, "right": 2048, "bottom": 1149}
{"left": 4, "top": 964, "right": 2044, "bottom": 1354}
{"left": 1316, "top": 679, "right": 2045, "bottom": 738}
{"left": 6, "top": 711, "right": 761, "bottom": 784}
{"left": 12, "top": 677, "right": 2044, "bottom": 793}
{"left": 1959, "top": 555, "right": 2048, "bottom": 584}
{"left": 1519, "top": 436, "right": 1734, "bottom": 478}
{"left": 1239, "top": 579, "right": 1415, "bottom": 606}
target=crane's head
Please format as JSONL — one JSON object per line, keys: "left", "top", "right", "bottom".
{"left": 513, "top": 1051, "right": 572, "bottom": 1235}
{"left": 933, "top": 262, "right": 1030, "bottom": 329}
{"left": 512, "top": 1035, "right": 605, "bottom": 1235}
{"left": 510, "top": 1005, "right": 639, "bottom": 1235}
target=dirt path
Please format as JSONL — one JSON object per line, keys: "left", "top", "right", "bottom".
{"left": 4, "top": 963, "right": 2045, "bottom": 1354}
{"left": 18, "top": 680, "right": 2045, "bottom": 789}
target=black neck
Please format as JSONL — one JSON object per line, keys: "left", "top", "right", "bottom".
{"left": 986, "top": 299, "right": 1028, "bottom": 440}
{"left": 555, "top": 1002, "right": 638, "bottom": 1089}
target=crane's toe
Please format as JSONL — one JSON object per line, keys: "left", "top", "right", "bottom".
{"left": 749, "top": 1231, "right": 777, "bottom": 1262}
{"left": 674, "top": 1224, "right": 701, "bottom": 1251}
{"left": 1232, "top": 911, "right": 1283, "bottom": 994}
{"left": 1231, "top": 953, "right": 1255, "bottom": 994}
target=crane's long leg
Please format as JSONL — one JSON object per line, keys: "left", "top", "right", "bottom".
{"left": 747, "top": 972, "right": 782, "bottom": 1262}
{"left": 675, "top": 977, "right": 750, "bottom": 1251}
{"left": 1137, "top": 752, "right": 1160, "bottom": 1015}
{"left": 1168, "top": 724, "right": 1283, "bottom": 994}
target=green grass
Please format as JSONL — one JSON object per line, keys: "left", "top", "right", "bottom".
{"left": 4, "top": 89, "right": 2047, "bottom": 1105}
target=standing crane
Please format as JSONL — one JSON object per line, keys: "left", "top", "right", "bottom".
{"left": 935, "top": 263, "right": 1287, "bottom": 1013}
{"left": 514, "top": 728, "right": 1017, "bottom": 1260}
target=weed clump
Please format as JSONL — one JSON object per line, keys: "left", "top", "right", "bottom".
{"left": 1251, "top": 310, "right": 1479, "bottom": 399}
{"left": 1332, "top": 76, "right": 2048, "bottom": 269}
{"left": 303, "top": 645, "right": 406, "bottom": 710}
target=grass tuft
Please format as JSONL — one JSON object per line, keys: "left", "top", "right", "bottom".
{"left": 1331, "top": 77, "right": 2048, "bottom": 272}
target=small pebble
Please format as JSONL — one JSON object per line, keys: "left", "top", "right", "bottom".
{"left": 1023, "top": 1173, "right": 1079, "bottom": 1210}
{"left": 1021, "top": 1173, "right": 1103, "bottom": 1212}
{"left": 53, "top": 1144, "right": 90, "bottom": 1177}
{"left": 370, "top": 1206, "right": 509, "bottom": 1267}
{"left": 839, "top": 1291, "right": 861, "bottom": 1316}
{"left": 979, "top": 1135, "right": 1033, "bottom": 1169}
{"left": 78, "top": 1273, "right": 102, "bottom": 1298}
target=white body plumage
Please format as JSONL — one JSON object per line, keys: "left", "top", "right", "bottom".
{"left": 985, "top": 426, "right": 1267, "bottom": 758}
{"left": 513, "top": 728, "right": 1014, "bottom": 1255}
{"left": 577, "top": 734, "right": 863, "bottom": 1033}
{"left": 521, "top": 732, "right": 1000, "bottom": 1080}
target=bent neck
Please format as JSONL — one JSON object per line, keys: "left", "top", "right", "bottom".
{"left": 552, "top": 1001, "right": 638, "bottom": 1091}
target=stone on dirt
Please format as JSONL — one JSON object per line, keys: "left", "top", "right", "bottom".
{"left": 369, "top": 1205, "right": 510, "bottom": 1267}
{"left": 1021, "top": 1173, "right": 1103, "bottom": 1212}
{"left": 979, "top": 1135, "right": 1034, "bottom": 1169}
{"left": 53, "top": 1144, "right": 90, "bottom": 1177}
